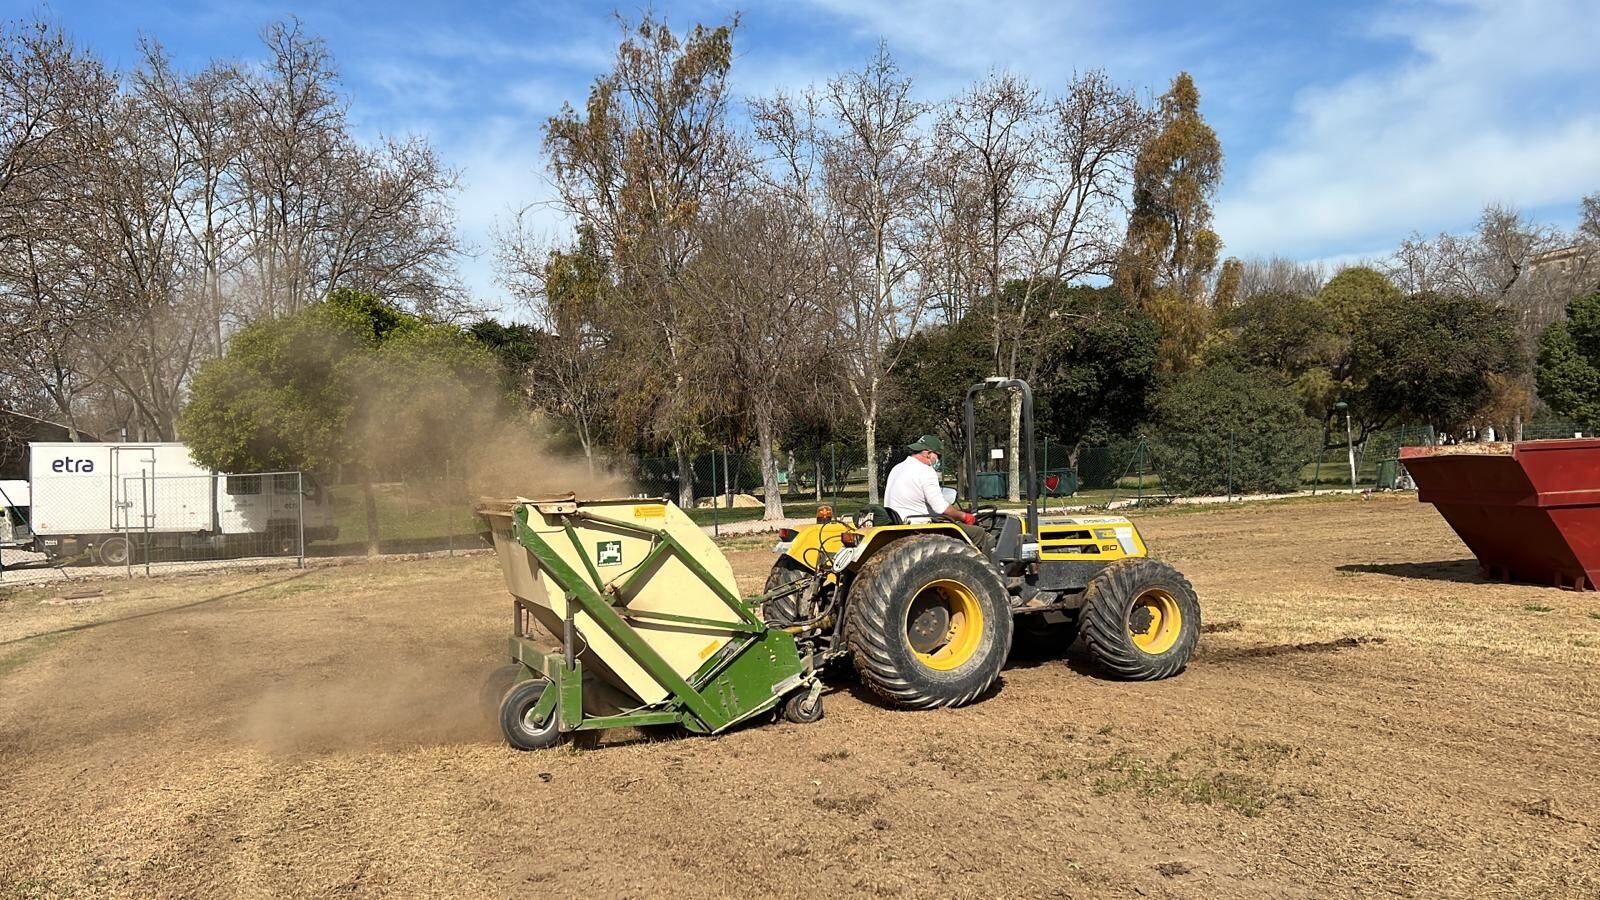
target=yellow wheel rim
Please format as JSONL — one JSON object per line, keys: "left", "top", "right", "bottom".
{"left": 904, "top": 579, "right": 985, "bottom": 671}
{"left": 1129, "top": 588, "right": 1182, "bottom": 655}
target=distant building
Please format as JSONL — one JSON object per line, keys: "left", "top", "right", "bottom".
{"left": 1528, "top": 243, "right": 1597, "bottom": 283}
{"left": 0, "top": 410, "right": 93, "bottom": 480}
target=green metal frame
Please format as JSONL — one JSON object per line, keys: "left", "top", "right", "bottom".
{"left": 505, "top": 504, "right": 810, "bottom": 738}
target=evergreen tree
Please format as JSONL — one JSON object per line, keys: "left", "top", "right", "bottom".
{"left": 1116, "top": 72, "right": 1223, "bottom": 372}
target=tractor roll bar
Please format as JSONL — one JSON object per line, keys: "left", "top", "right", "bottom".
{"left": 963, "top": 378, "right": 1038, "bottom": 538}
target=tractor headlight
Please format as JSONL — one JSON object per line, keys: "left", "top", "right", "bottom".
{"left": 1019, "top": 541, "right": 1040, "bottom": 562}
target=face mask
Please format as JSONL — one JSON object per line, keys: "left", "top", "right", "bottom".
{"left": 931, "top": 456, "right": 943, "bottom": 473}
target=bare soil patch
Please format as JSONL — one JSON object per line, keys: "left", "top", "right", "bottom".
{"left": 3, "top": 495, "right": 1598, "bottom": 898}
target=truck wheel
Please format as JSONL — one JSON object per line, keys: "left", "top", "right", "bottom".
{"left": 98, "top": 537, "right": 131, "bottom": 567}
{"left": 761, "top": 557, "right": 812, "bottom": 625}
{"left": 1080, "top": 559, "right": 1200, "bottom": 680}
{"left": 498, "top": 678, "right": 562, "bottom": 751}
{"left": 270, "top": 529, "right": 297, "bottom": 555}
{"left": 844, "top": 534, "right": 1012, "bottom": 709}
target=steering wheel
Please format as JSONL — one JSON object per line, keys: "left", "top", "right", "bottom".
{"left": 972, "top": 505, "right": 1001, "bottom": 527}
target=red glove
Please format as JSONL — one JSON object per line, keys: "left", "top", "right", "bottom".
{"left": 961, "top": 512, "right": 977, "bottom": 526}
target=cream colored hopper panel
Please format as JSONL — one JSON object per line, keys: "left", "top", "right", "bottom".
{"left": 481, "top": 498, "right": 741, "bottom": 706}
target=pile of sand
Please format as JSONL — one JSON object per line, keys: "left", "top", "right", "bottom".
{"left": 695, "top": 493, "right": 764, "bottom": 509}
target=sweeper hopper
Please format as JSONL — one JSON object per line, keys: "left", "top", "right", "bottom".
{"left": 1402, "top": 438, "right": 1600, "bottom": 590}
{"left": 477, "top": 496, "right": 823, "bottom": 749}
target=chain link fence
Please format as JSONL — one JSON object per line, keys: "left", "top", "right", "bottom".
{"left": 5, "top": 419, "right": 1592, "bottom": 580}
{"left": 626, "top": 419, "right": 1596, "bottom": 524}
{"left": 1, "top": 465, "right": 486, "bottom": 582}
{"left": 2, "top": 470, "right": 319, "bottom": 581}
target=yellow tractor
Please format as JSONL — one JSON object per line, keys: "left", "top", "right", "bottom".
{"left": 764, "top": 378, "right": 1200, "bottom": 709}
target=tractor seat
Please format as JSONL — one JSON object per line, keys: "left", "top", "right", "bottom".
{"left": 853, "top": 505, "right": 904, "bottom": 529}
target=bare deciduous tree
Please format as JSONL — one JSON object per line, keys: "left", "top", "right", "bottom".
{"left": 820, "top": 45, "right": 931, "bottom": 504}
{"left": 686, "top": 185, "right": 833, "bottom": 519}
{"left": 542, "top": 14, "right": 740, "bottom": 506}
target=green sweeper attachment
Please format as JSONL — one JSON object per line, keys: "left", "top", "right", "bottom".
{"left": 477, "top": 496, "right": 824, "bottom": 749}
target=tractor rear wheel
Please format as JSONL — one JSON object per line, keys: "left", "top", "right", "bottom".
{"left": 761, "top": 557, "right": 811, "bottom": 626}
{"left": 844, "top": 534, "right": 1012, "bottom": 709}
{"left": 1080, "top": 559, "right": 1199, "bottom": 680}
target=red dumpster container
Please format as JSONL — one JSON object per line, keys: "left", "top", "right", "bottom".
{"left": 1401, "top": 439, "right": 1600, "bottom": 590}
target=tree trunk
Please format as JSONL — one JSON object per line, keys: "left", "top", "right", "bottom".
{"left": 758, "top": 413, "right": 784, "bottom": 521}
{"left": 578, "top": 430, "right": 596, "bottom": 479}
{"left": 361, "top": 476, "right": 381, "bottom": 557}
{"left": 864, "top": 394, "right": 880, "bottom": 504}
{"left": 815, "top": 453, "right": 823, "bottom": 502}
{"left": 786, "top": 450, "right": 798, "bottom": 498}
{"left": 1007, "top": 388, "right": 1022, "bottom": 503}
{"left": 675, "top": 441, "right": 695, "bottom": 508}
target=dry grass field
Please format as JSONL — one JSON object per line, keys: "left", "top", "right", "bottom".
{"left": 3, "top": 494, "right": 1598, "bottom": 898}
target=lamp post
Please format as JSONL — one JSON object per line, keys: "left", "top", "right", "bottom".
{"left": 1335, "top": 401, "right": 1356, "bottom": 490}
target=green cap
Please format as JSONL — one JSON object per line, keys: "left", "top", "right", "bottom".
{"left": 908, "top": 434, "right": 946, "bottom": 454}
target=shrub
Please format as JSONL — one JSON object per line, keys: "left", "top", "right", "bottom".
{"left": 1150, "top": 365, "right": 1320, "bottom": 495}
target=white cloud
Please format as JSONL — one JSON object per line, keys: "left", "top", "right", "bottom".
{"left": 801, "top": 0, "right": 1108, "bottom": 79}
{"left": 1216, "top": 0, "right": 1600, "bottom": 260}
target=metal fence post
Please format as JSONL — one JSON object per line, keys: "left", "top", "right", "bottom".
{"left": 1137, "top": 438, "right": 1145, "bottom": 505}
{"left": 141, "top": 470, "right": 151, "bottom": 577}
{"left": 830, "top": 444, "right": 837, "bottom": 507}
{"left": 123, "top": 478, "right": 133, "bottom": 579}
{"left": 446, "top": 457, "right": 454, "bottom": 558}
{"left": 1312, "top": 422, "right": 1328, "bottom": 496}
{"left": 1227, "top": 430, "right": 1234, "bottom": 502}
{"left": 297, "top": 471, "right": 306, "bottom": 569}
{"left": 710, "top": 450, "right": 719, "bottom": 537}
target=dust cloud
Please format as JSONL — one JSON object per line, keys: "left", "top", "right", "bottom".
{"left": 235, "top": 646, "right": 499, "bottom": 754}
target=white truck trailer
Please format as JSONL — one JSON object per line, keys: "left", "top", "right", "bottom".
{"left": 25, "top": 442, "right": 337, "bottom": 565}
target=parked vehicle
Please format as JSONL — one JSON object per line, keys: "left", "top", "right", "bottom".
{"left": 25, "top": 442, "right": 336, "bottom": 565}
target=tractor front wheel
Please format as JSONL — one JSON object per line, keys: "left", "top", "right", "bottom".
{"left": 844, "top": 534, "right": 1012, "bottom": 709}
{"left": 1080, "top": 559, "right": 1200, "bottom": 680}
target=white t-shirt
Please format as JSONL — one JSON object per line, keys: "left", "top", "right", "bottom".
{"left": 883, "top": 455, "right": 948, "bottom": 523}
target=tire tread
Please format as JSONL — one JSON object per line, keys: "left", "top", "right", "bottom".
{"left": 1080, "top": 558, "right": 1199, "bottom": 680}
{"left": 843, "top": 534, "right": 1011, "bottom": 709}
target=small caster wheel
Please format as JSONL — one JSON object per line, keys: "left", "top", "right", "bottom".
{"left": 781, "top": 690, "right": 824, "bottom": 724}
{"left": 499, "top": 679, "right": 561, "bottom": 750}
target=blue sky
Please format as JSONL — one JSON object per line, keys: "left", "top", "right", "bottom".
{"left": 27, "top": 0, "right": 1600, "bottom": 312}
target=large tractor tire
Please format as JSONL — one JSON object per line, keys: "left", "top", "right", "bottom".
{"left": 761, "top": 557, "right": 811, "bottom": 626}
{"left": 844, "top": 534, "right": 1012, "bottom": 709}
{"left": 1080, "top": 558, "right": 1200, "bottom": 680}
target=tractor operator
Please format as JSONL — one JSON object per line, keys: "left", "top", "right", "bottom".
{"left": 884, "top": 434, "right": 993, "bottom": 552}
